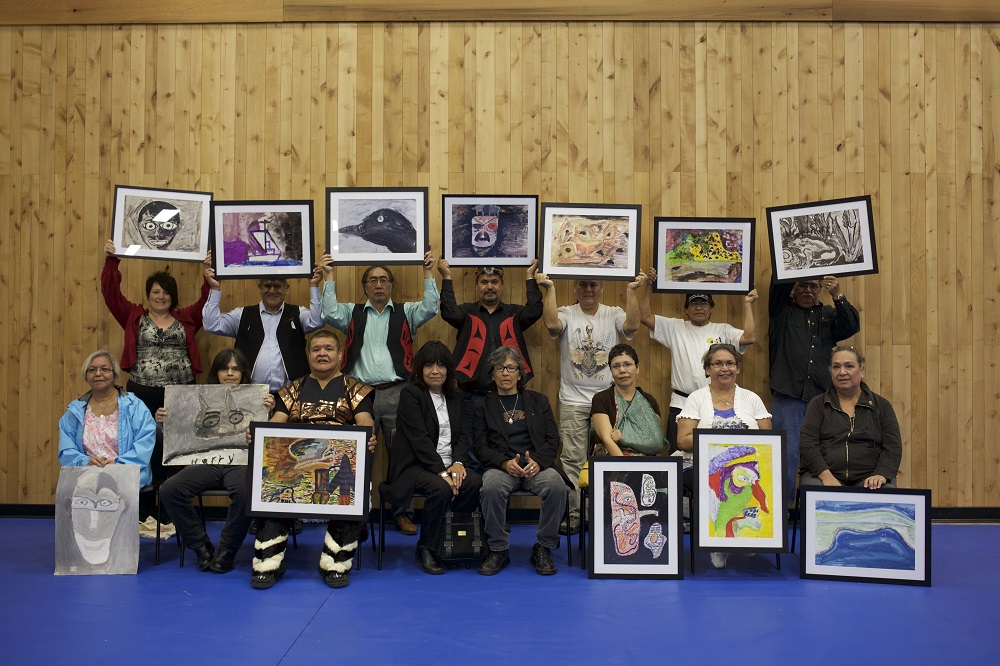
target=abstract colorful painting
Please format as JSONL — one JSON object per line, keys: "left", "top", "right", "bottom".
{"left": 588, "top": 457, "right": 683, "bottom": 579}
{"left": 327, "top": 187, "right": 429, "bottom": 265}
{"left": 800, "top": 487, "right": 931, "bottom": 586}
{"left": 766, "top": 195, "right": 878, "bottom": 283}
{"left": 162, "top": 384, "right": 270, "bottom": 465}
{"left": 442, "top": 195, "right": 538, "bottom": 266}
{"left": 693, "top": 429, "right": 787, "bottom": 553}
{"left": 112, "top": 185, "right": 212, "bottom": 262}
{"left": 247, "top": 423, "right": 372, "bottom": 521}
{"left": 653, "top": 217, "right": 755, "bottom": 294}
{"left": 210, "top": 200, "right": 315, "bottom": 279}
{"left": 55, "top": 465, "right": 140, "bottom": 575}
{"left": 540, "top": 203, "right": 641, "bottom": 280}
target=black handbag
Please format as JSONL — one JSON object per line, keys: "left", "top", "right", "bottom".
{"left": 439, "top": 508, "right": 485, "bottom": 564}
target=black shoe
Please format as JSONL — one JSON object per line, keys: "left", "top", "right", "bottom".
{"left": 530, "top": 543, "right": 557, "bottom": 575}
{"left": 558, "top": 514, "right": 581, "bottom": 536}
{"left": 324, "top": 570, "right": 350, "bottom": 588}
{"left": 477, "top": 549, "right": 510, "bottom": 576}
{"left": 193, "top": 542, "right": 215, "bottom": 571}
{"left": 251, "top": 561, "right": 285, "bottom": 590}
{"left": 416, "top": 544, "right": 445, "bottom": 575}
{"left": 209, "top": 548, "right": 236, "bottom": 574}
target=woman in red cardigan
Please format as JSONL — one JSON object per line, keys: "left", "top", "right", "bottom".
{"left": 101, "top": 239, "right": 210, "bottom": 536}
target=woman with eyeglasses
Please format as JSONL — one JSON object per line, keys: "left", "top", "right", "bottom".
{"left": 799, "top": 346, "right": 901, "bottom": 490}
{"left": 676, "top": 343, "right": 771, "bottom": 568}
{"left": 102, "top": 240, "right": 210, "bottom": 537}
{"left": 590, "top": 344, "right": 663, "bottom": 457}
{"left": 58, "top": 350, "right": 157, "bottom": 499}
{"left": 474, "top": 346, "right": 566, "bottom": 577}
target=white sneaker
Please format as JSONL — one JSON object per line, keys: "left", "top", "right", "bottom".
{"left": 709, "top": 552, "right": 729, "bottom": 569}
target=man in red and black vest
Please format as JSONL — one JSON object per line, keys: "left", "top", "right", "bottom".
{"left": 320, "top": 250, "right": 440, "bottom": 535}
{"left": 439, "top": 260, "right": 542, "bottom": 463}
{"left": 202, "top": 254, "right": 325, "bottom": 392}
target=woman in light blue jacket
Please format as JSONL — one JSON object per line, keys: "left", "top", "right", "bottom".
{"left": 58, "top": 350, "right": 156, "bottom": 488}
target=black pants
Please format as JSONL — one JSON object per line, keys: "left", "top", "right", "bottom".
{"left": 160, "top": 465, "right": 252, "bottom": 553}
{"left": 413, "top": 469, "right": 482, "bottom": 555}
{"left": 127, "top": 379, "right": 170, "bottom": 521}
{"left": 253, "top": 518, "right": 365, "bottom": 577}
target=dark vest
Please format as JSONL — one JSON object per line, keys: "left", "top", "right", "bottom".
{"left": 234, "top": 304, "right": 309, "bottom": 382}
{"left": 341, "top": 303, "right": 413, "bottom": 379}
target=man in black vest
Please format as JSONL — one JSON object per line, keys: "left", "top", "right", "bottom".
{"left": 320, "top": 250, "right": 440, "bottom": 534}
{"left": 202, "top": 254, "right": 325, "bottom": 391}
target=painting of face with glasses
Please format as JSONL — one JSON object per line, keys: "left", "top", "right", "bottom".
{"left": 766, "top": 195, "right": 878, "bottom": 283}
{"left": 162, "top": 384, "right": 270, "bottom": 465}
{"left": 327, "top": 187, "right": 429, "bottom": 265}
{"left": 55, "top": 465, "right": 140, "bottom": 575}
{"left": 112, "top": 185, "right": 212, "bottom": 262}
{"left": 442, "top": 195, "right": 538, "bottom": 266}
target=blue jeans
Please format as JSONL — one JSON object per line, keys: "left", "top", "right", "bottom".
{"left": 770, "top": 391, "right": 807, "bottom": 508}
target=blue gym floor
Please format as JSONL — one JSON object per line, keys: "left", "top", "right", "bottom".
{"left": 0, "top": 517, "right": 995, "bottom": 664}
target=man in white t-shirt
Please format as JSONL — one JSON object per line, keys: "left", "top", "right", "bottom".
{"left": 537, "top": 274, "right": 641, "bottom": 534}
{"left": 639, "top": 269, "right": 759, "bottom": 451}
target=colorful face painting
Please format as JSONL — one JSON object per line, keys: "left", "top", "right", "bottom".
{"left": 610, "top": 481, "right": 659, "bottom": 556}
{"left": 260, "top": 437, "right": 360, "bottom": 508}
{"left": 551, "top": 215, "right": 630, "bottom": 268}
{"left": 662, "top": 228, "right": 745, "bottom": 283}
{"left": 707, "top": 444, "right": 773, "bottom": 540}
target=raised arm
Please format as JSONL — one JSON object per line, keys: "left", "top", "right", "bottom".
{"left": 537, "top": 272, "right": 565, "bottom": 337}
{"left": 437, "top": 259, "right": 465, "bottom": 331}
{"left": 319, "top": 252, "right": 353, "bottom": 331}
{"left": 100, "top": 240, "right": 138, "bottom": 330}
{"left": 823, "top": 275, "right": 861, "bottom": 341}
{"left": 623, "top": 273, "right": 643, "bottom": 337}
{"left": 518, "top": 259, "right": 543, "bottom": 329}
{"left": 638, "top": 269, "right": 656, "bottom": 330}
{"left": 739, "top": 288, "right": 759, "bottom": 346}
{"left": 404, "top": 249, "right": 441, "bottom": 329}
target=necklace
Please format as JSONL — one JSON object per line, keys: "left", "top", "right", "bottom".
{"left": 710, "top": 387, "right": 734, "bottom": 407}
{"left": 498, "top": 393, "right": 520, "bottom": 424}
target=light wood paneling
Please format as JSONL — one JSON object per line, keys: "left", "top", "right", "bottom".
{"left": 1, "top": 21, "right": 998, "bottom": 507}
{"left": 3, "top": 1, "right": 1000, "bottom": 25}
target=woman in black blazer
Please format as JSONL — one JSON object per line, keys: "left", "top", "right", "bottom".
{"left": 384, "top": 341, "right": 482, "bottom": 574}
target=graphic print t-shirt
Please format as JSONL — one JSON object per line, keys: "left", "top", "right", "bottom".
{"left": 555, "top": 304, "right": 630, "bottom": 406}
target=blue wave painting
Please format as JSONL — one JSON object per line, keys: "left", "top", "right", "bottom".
{"left": 813, "top": 500, "right": 917, "bottom": 571}
{"left": 815, "top": 527, "right": 915, "bottom": 570}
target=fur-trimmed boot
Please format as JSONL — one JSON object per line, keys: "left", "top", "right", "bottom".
{"left": 318, "top": 520, "right": 360, "bottom": 588}
{"left": 251, "top": 519, "right": 288, "bottom": 589}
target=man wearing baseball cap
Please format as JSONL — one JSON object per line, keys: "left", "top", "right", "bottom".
{"left": 638, "top": 271, "right": 759, "bottom": 452}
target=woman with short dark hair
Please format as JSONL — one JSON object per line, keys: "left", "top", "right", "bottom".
{"left": 383, "top": 340, "right": 481, "bottom": 575}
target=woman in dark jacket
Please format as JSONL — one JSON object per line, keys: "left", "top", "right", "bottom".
{"left": 799, "top": 346, "right": 902, "bottom": 490}
{"left": 384, "top": 341, "right": 482, "bottom": 575}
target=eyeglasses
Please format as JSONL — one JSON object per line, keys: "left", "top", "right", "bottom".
{"left": 260, "top": 282, "right": 286, "bottom": 291}
{"left": 72, "top": 496, "right": 121, "bottom": 512}
{"left": 796, "top": 282, "right": 821, "bottom": 291}
{"left": 366, "top": 277, "right": 391, "bottom": 286}
{"left": 493, "top": 365, "right": 520, "bottom": 374}
{"left": 86, "top": 367, "right": 114, "bottom": 375}
{"left": 709, "top": 360, "right": 738, "bottom": 369}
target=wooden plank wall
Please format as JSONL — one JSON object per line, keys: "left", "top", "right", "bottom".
{"left": 1, "top": 22, "right": 998, "bottom": 508}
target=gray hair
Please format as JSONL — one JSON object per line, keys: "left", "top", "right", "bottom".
{"left": 486, "top": 345, "right": 527, "bottom": 390}
{"left": 80, "top": 350, "right": 121, "bottom": 383}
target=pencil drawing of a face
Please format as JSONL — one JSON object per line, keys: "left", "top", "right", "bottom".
{"left": 71, "top": 471, "right": 126, "bottom": 565}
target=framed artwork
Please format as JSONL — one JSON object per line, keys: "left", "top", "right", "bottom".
{"left": 55, "top": 465, "right": 140, "bottom": 575}
{"left": 210, "top": 200, "right": 315, "bottom": 279}
{"left": 692, "top": 429, "right": 787, "bottom": 553}
{"left": 111, "top": 185, "right": 212, "bottom": 262}
{"left": 588, "top": 457, "right": 684, "bottom": 580}
{"left": 327, "top": 187, "right": 429, "bottom": 265}
{"left": 539, "top": 203, "right": 641, "bottom": 280}
{"left": 799, "top": 486, "right": 932, "bottom": 586}
{"left": 247, "top": 422, "right": 373, "bottom": 521}
{"left": 652, "top": 217, "right": 755, "bottom": 294}
{"left": 766, "top": 195, "right": 878, "bottom": 283}
{"left": 442, "top": 195, "right": 538, "bottom": 266}
{"left": 162, "top": 384, "right": 270, "bottom": 465}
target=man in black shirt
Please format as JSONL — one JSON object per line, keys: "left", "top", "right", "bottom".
{"left": 768, "top": 276, "right": 860, "bottom": 504}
